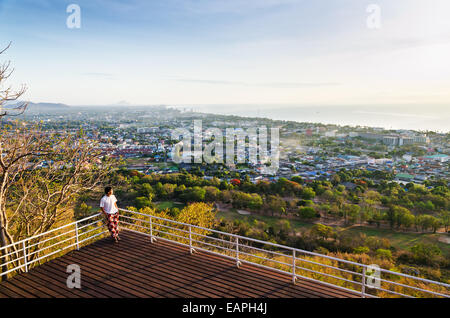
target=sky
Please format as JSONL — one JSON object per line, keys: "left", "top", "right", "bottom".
{"left": 1, "top": 0, "right": 450, "bottom": 107}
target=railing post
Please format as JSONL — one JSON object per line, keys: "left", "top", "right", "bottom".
{"left": 22, "top": 241, "right": 28, "bottom": 273}
{"left": 361, "top": 266, "right": 366, "bottom": 298}
{"left": 235, "top": 237, "right": 241, "bottom": 268}
{"left": 149, "top": 216, "right": 156, "bottom": 243}
{"left": 292, "top": 249, "right": 297, "bottom": 284}
{"left": 189, "top": 225, "right": 195, "bottom": 254}
{"left": 75, "top": 222, "right": 80, "bottom": 250}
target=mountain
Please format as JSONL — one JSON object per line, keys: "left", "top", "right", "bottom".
{"left": 25, "top": 102, "right": 70, "bottom": 109}
{"left": 4, "top": 101, "right": 70, "bottom": 112}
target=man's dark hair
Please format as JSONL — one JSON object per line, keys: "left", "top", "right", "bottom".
{"left": 105, "top": 186, "right": 112, "bottom": 195}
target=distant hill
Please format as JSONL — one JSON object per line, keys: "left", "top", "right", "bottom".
{"left": 4, "top": 101, "right": 70, "bottom": 112}
{"left": 25, "top": 102, "right": 70, "bottom": 109}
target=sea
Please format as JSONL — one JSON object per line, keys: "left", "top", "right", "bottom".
{"left": 184, "top": 104, "right": 449, "bottom": 133}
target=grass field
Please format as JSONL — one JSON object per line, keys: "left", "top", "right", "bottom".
{"left": 156, "top": 201, "right": 185, "bottom": 211}
{"left": 340, "top": 226, "right": 450, "bottom": 257}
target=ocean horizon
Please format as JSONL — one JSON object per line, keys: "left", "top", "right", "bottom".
{"left": 183, "top": 104, "right": 450, "bottom": 133}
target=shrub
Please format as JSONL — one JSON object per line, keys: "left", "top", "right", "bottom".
{"left": 298, "top": 207, "right": 319, "bottom": 219}
{"left": 410, "top": 243, "right": 442, "bottom": 266}
{"left": 376, "top": 249, "right": 392, "bottom": 260}
{"left": 353, "top": 246, "right": 370, "bottom": 254}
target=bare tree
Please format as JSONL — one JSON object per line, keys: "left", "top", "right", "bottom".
{"left": 0, "top": 128, "right": 114, "bottom": 276}
{"left": 0, "top": 42, "right": 27, "bottom": 117}
{"left": 0, "top": 44, "right": 115, "bottom": 279}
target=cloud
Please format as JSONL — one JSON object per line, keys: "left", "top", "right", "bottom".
{"left": 176, "top": 79, "right": 241, "bottom": 85}
{"left": 258, "top": 82, "right": 341, "bottom": 88}
{"left": 174, "top": 78, "right": 340, "bottom": 88}
{"left": 82, "top": 72, "right": 115, "bottom": 79}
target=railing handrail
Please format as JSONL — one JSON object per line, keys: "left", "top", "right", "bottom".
{"left": 117, "top": 208, "right": 450, "bottom": 290}
{"left": 0, "top": 213, "right": 101, "bottom": 252}
{"left": 0, "top": 212, "right": 107, "bottom": 279}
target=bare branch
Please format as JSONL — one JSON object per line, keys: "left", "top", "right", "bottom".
{"left": 0, "top": 43, "right": 28, "bottom": 119}
{"left": 0, "top": 42, "right": 11, "bottom": 55}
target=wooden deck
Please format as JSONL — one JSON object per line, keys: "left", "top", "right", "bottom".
{"left": 0, "top": 230, "right": 359, "bottom": 298}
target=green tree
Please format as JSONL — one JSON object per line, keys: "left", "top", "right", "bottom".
{"left": 135, "top": 196, "right": 152, "bottom": 209}
{"left": 416, "top": 214, "right": 438, "bottom": 232}
{"left": 439, "top": 211, "right": 450, "bottom": 232}
{"left": 386, "top": 205, "right": 413, "bottom": 230}
{"left": 298, "top": 206, "right": 318, "bottom": 219}
{"left": 180, "top": 186, "right": 206, "bottom": 203}
{"left": 310, "top": 224, "right": 335, "bottom": 240}
{"left": 410, "top": 243, "right": 442, "bottom": 265}
{"left": 376, "top": 249, "right": 392, "bottom": 260}
{"left": 204, "top": 186, "right": 221, "bottom": 202}
{"left": 266, "top": 195, "right": 287, "bottom": 217}
{"left": 301, "top": 187, "right": 316, "bottom": 200}
{"left": 342, "top": 204, "right": 361, "bottom": 225}
{"left": 138, "top": 183, "right": 154, "bottom": 197}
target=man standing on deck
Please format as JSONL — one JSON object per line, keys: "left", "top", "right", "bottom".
{"left": 100, "top": 186, "right": 121, "bottom": 243}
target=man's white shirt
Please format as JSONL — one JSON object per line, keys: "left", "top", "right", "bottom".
{"left": 100, "top": 195, "right": 118, "bottom": 214}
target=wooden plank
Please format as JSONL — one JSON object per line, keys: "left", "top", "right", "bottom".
{"left": 9, "top": 271, "right": 70, "bottom": 298}
{"left": 27, "top": 262, "right": 97, "bottom": 298}
{"left": 94, "top": 231, "right": 359, "bottom": 297}
{"left": 134, "top": 234, "right": 359, "bottom": 298}
{"left": 58, "top": 253, "right": 175, "bottom": 298}
{"left": 77, "top": 238, "right": 256, "bottom": 298}
{"left": 67, "top": 244, "right": 220, "bottom": 298}
{"left": 61, "top": 246, "right": 181, "bottom": 298}
{"left": 32, "top": 260, "right": 114, "bottom": 298}
{"left": 51, "top": 257, "right": 151, "bottom": 298}
{"left": 0, "top": 284, "right": 24, "bottom": 298}
{"left": 5, "top": 275, "right": 54, "bottom": 298}
{"left": 111, "top": 234, "right": 314, "bottom": 298}
{"left": 0, "top": 280, "right": 37, "bottom": 298}
{"left": 126, "top": 232, "right": 349, "bottom": 298}
{"left": 0, "top": 230, "right": 360, "bottom": 298}
{"left": 101, "top": 232, "right": 325, "bottom": 298}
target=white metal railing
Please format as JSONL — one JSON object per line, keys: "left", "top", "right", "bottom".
{"left": 0, "top": 208, "right": 449, "bottom": 298}
{"left": 0, "top": 213, "right": 108, "bottom": 279}
{"left": 118, "top": 208, "right": 450, "bottom": 298}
